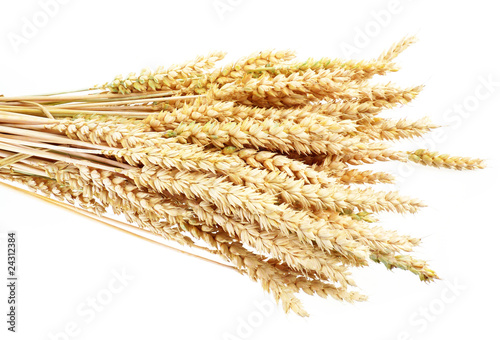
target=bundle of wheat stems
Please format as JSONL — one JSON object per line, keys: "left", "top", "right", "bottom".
{"left": 0, "top": 37, "right": 485, "bottom": 316}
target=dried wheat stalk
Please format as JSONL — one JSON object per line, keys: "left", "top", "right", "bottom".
{"left": 0, "top": 36, "right": 485, "bottom": 317}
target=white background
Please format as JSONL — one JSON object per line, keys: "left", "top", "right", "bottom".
{"left": 0, "top": 0, "right": 499, "bottom": 339}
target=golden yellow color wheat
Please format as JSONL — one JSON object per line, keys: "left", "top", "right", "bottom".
{"left": 0, "top": 36, "right": 485, "bottom": 317}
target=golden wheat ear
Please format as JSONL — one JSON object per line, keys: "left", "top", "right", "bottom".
{"left": 0, "top": 36, "right": 485, "bottom": 317}
{"left": 376, "top": 35, "right": 418, "bottom": 62}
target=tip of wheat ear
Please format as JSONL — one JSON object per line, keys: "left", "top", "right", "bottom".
{"left": 407, "top": 149, "right": 486, "bottom": 170}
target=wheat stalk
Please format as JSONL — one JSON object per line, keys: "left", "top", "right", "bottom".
{"left": 0, "top": 37, "right": 485, "bottom": 316}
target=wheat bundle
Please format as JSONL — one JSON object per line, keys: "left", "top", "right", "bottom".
{"left": 0, "top": 37, "right": 484, "bottom": 316}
